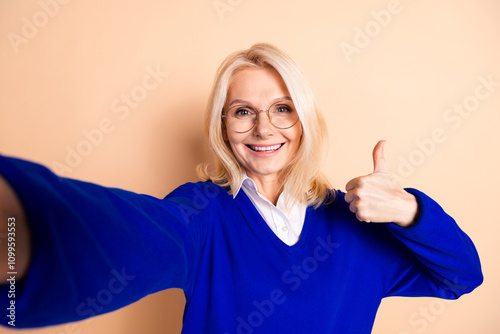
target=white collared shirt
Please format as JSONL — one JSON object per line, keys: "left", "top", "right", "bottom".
{"left": 233, "top": 173, "right": 307, "bottom": 246}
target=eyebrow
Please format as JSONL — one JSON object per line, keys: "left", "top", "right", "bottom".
{"left": 228, "top": 96, "right": 293, "bottom": 107}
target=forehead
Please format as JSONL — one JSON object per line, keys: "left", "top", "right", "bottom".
{"left": 227, "top": 67, "right": 290, "bottom": 104}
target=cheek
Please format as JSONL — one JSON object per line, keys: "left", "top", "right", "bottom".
{"left": 227, "top": 133, "right": 246, "bottom": 155}
{"left": 288, "top": 125, "right": 302, "bottom": 147}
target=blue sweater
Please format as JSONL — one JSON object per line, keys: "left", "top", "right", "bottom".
{"left": 0, "top": 155, "right": 483, "bottom": 333}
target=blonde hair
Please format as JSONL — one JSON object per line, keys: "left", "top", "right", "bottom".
{"left": 197, "top": 42, "right": 334, "bottom": 208}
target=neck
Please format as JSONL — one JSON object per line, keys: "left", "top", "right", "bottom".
{"left": 246, "top": 173, "right": 283, "bottom": 206}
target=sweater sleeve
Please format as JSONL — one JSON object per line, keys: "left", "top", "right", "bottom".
{"left": 380, "top": 188, "right": 483, "bottom": 299}
{"left": 0, "top": 154, "right": 210, "bottom": 328}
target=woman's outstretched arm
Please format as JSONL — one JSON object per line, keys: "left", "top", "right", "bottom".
{"left": 0, "top": 154, "right": 212, "bottom": 328}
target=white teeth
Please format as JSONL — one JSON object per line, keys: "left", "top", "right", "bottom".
{"left": 249, "top": 144, "right": 282, "bottom": 152}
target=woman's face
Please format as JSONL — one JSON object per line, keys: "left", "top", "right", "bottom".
{"left": 223, "top": 67, "right": 302, "bottom": 183}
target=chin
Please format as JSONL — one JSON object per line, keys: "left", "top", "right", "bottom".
{"left": 248, "top": 165, "right": 284, "bottom": 177}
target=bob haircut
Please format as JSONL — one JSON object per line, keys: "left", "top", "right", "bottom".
{"left": 197, "top": 42, "right": 333, "bottom": 208}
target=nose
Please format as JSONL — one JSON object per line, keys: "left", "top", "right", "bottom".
{"left": 253, "top": 110, "right": 274, "bottom": 137}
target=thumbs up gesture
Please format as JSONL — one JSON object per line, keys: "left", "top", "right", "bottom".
{"left": 345, "top": 140, "right": 419, "bottom": 227}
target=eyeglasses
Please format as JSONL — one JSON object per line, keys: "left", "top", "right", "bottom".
{"left": 221, "top": 101, "right": 299, "bottom": 133}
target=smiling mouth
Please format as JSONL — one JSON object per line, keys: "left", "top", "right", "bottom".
{"left": 246, "top": 143, "right": 284, "bottom": 153}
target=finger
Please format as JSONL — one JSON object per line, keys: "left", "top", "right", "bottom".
{"left": 344, "top": 190, "right": 356, "bottom": 203}
{"left": 373, "top": 140, "right": 389, "bottom": 173}
{"left": 348, "top": 200, "right": 357, "bottom": 214}
{"left": 345, "top": 177, "right": 359, "bottom": 192}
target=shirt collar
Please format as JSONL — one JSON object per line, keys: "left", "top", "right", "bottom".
{"left": 234, "top": 172, "right": 306, "bottom": 215}
{"left": 233, "top": 171, "right": 257, "bottom": 199}
{"left": 233, "top": 172, "right": 290, "bottom": 207}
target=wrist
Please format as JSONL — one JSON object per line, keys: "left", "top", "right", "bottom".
{"left": 394, "top": 193, "right": 419, "bottom": 228}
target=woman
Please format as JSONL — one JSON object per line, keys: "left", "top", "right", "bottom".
{"left": 0, "top": 43, "right": 482, "bottom": 333}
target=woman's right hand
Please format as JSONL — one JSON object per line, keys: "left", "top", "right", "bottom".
{"left": 0, "top": 174, "right": 30, "bottom": 282}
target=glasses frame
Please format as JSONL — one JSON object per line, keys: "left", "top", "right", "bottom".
{"left": 221, "top": 101, "right": 300, "bottom": 133}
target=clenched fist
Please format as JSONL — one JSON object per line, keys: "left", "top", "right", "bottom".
{"left": 345, "top": 140, "right": 419, "bottom": 227}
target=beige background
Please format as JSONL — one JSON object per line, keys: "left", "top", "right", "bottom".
{"left": 1, "top": 0, "right": 499, "bottom": 333}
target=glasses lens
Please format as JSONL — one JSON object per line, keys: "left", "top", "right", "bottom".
{"left": 269, "top": 102, "right": 298, "bottom": 129}
{"left": 223, "top": 102, "right": 299, "bottom": 132}
{"left": 225, "top": 105, "right": 257, "bottom": 132}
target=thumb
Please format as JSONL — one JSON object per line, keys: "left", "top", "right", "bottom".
{"left": 373, "top": 140, "right": 389, "bottom": 173}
